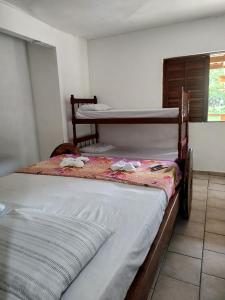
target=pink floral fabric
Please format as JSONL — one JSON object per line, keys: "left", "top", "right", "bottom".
{"left": 17, "top": 154, "right": 181, "bottom": 199}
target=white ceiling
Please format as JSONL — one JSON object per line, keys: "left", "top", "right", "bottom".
{"left": 3, "top": 0, "right": 225, "bottom": 39}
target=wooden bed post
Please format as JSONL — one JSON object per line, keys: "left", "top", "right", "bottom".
{"left": 178, "top": 88, "right": 183, "bottom": 160}
{"left": 70, "top": 95, "right": 77, "bottom": 145}
{"left": 94, "top": 96, "right": 99, "bottom": 143}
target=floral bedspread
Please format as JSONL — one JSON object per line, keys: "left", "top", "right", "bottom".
{"left": 17, "top": 154, "right": 181, "bottom": 199}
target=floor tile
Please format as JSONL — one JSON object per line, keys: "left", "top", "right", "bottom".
{"left": 169, "top": 233, "right": 203, "bottom": 259}
{"left": 209, "top": 176, "right": 225, "bottom": 185}
{"left": 206, "top": 207, "right": 225, "bottom": 222}
{"left": 200, "top": 273, "right": 225, "bottom": 300}
{"left": 193, "top": 184, "right": 208, "bottom": 193}
{"left": 193, "top": 178, "right": 208, "bottom": 187}
{"left": 161, "top": 252, "right": 201, "bottom": 285}
{"left": 189, "top": 209, "right": 205, "bottom": 224}
{"left": 208, "top": 190, "right": 225, "bottom": 209}
{"left": 192, "top": 190, "right": 207, "bottom": 201}
{"left": 145, "top": 171, "right": 225, "bottom": 300}
{"left": 202, "top": 250, "right": 225, "bottom": 279}
{"left": 152, "top": 275, "right": 199, "bottom": 300}
{"left": 205, "top": 232, "right": 225, "bottom": 255}
{"left": 208, "top": 182, "right": 225, "bottom": 192}
{"left": 175, "top": 219, "right": 204, "bottom": 239}
{"left": 208, "top": 198, "right": 225, "bottom": 210}
{"left": 206, "top": 219, "right": 225, "bottom": 236}
{"left": 192, "top": 199, "right": 206, "bottom": 211}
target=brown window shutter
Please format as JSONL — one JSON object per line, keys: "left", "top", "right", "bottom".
{"left": 163, "top": 55, "right": 209, "bottom": 122}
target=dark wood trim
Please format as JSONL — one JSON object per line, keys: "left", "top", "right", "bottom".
{"left": 70, "top": 95, "right": 97, "bottom": 104}
{"left": 203, "top": 56, "right": 210, "bottom": 122}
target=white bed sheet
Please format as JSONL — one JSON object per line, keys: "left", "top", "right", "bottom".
{"left": 76, "top": 107, "right": 179, "bottom": 119}
{"left": 82, "top": 147, "right": 178, "bottom": 161}
{"left": 0, "top": 173, "right": 168, "bottom": 300}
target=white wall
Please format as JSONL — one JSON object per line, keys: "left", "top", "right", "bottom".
{"left": 27, "top": 44, "right": 63, "bottom": 160}
{"left": 0, "top": 1, "right": 90, "bottom": 155}
{"left": 0, "top": 32, "right": 39, "bottom": 170}
{"left": 88, "top": 16, "right": 225, "bottom": 172}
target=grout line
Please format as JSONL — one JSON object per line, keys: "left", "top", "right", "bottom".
{"left": 159, "top": 273, "right": 200, "bottom": 288}
{"left": 198, "top": 177, "right": 209, "bottom": 300}
{"left": 203, "top": 248, "right": 225, "bottom": 256}
{"left": 204, "top": 231, "right": 225, "bottom": 238}
{"left": 167, "top": 250, "right": 202, "bottom": 260}
{"left": 201, "top": 272, "right": 225, "bottom": 281}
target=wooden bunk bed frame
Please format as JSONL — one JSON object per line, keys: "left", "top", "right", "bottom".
{"left": 70, "top": 89, "right": 189, "bottom": 161}
{"left": 52, "top": 89, "right": 192, "bottom": 300}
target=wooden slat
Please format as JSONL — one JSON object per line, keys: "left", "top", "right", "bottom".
{"left": 163, "top": 54, "right": 209, "bottom": 122}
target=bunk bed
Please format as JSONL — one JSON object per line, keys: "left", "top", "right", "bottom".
{"left": 70, "top": 90, "right": 189, "bottom": 162}
{"left": 50, "top": 89, "right": 192, "bottom": 300}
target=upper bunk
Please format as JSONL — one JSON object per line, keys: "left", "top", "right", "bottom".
{"left": 70, "top": 89, "right": 190, "bottom": 125}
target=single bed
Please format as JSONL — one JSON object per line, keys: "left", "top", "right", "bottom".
{"left": 0, "top": 158, "right": 179, "bottom": 300}
{"left": 76, "top": 107, "right": 179, "bottom": 119}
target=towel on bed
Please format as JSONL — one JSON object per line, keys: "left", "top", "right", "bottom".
{"left": 0, "top": 211, "right": 112, "bottom": 300}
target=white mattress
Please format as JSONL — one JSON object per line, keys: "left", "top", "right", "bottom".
{"left": 82, "top": 147, "right": 178, "bottom": 161}
{"left": 76, "top": 107, "right": 179, "bottom": 119}
{"left": 0, "top": 173, "right": 168, "bottom": 300}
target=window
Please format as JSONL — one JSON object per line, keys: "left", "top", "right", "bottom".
{"left": 208, "top": 53, "right": 225, "bottom": 121}
{"left": 163, "top": 55, "right": 209, "bottom": 122}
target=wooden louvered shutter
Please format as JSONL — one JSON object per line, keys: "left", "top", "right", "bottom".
{"left": 163, "top": 55, "right": 210, "bottom": 122}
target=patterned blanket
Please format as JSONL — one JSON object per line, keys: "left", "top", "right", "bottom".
{"left": 17, "top": 155, "right": 181, "bottom": 199}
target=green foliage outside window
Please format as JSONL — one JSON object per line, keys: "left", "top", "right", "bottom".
{"left": 208, "top": 68, "right": 225, "bottom": 121}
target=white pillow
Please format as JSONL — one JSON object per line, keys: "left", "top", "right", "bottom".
{"left": 78, "top": 104, "right": 112, "bottom": 111}
{"left": 81, "top": 143, "right": 115, "bottom": 154}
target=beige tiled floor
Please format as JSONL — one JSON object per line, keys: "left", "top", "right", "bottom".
{"left": 149, "top": 172, "right": 225, "bottom": 300}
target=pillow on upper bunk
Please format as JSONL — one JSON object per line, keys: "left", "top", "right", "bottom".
{"left": 80, "top": 143, "right": 115, "bottom": 154}
{"left": 78, "top": 104, "right": 112, "bottom": 111}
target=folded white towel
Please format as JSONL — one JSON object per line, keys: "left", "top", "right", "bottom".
{"left": 78, "top": 104, "right": 112, "bottom": 111}
{"left": 130, "top": 161, "right": 141, "bottom": 168}
{"left": 60, "top": 157, "right": 89, "bottom": 168}
{"left": 79, "top": 156, "right": 90, "bottom": 163}
{"left": 110, "top": 160, "right": 140, "bottom": 172}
